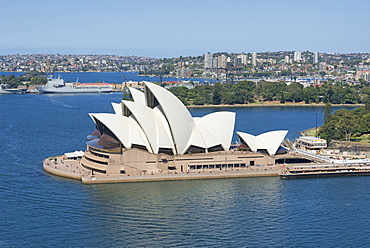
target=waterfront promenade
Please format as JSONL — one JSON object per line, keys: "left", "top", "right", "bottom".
{"left": 82, "top": 167, "right": 280, "bottom": 184}
{"left": 43, "top": 155, "right": 281, "bottom": 184}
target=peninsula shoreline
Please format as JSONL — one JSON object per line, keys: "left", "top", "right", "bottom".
{"left": 186, "top": 103, "right": 364, "bottom": 108}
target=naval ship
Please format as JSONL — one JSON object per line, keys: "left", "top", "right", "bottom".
{"left": 37, "top": 76, "right": 113, "bottom": 93}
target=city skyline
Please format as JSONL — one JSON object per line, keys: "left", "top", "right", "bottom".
{"left": 2, "top": 0, "right": 370, "bottom": 58}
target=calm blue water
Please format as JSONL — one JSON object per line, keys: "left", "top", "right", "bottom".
{"left": 1, "top": 92, "right": 366, "bottom": 247}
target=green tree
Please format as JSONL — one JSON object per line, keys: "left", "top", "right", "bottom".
{"left": 324, "top": 102, "right": 332, "bottom": 123}
{"left": 302, "top": 86, "right": 319, "bottom": 103}
{"left": 212, "top": 82, "right": 223, "bottom": 105}
{"left": 365, "top": 98, "right": 370, "bottom": 113}
{"left": 319, "top": 118, "right": 336, "bottom": 144}
{"left": 335, "top": 110, "right": 360, "bottom": 143}
{"left": 29, "top": 77, "right": 47, "bottom": 85}
{"left": 255, "top": 81, "right": 286, "bottom": 102}
{"left": 359, "top": 112, "right": 370, "bottom": 134}
{"left": 285, "top": 83, "right": 303, "bottom": 103}
{"left": 359, "top": 78, "right": 366, "bottom": 83}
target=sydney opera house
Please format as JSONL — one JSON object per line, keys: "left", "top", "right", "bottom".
{"left": 44, "top": 81, "right": 288, "bottom": 183}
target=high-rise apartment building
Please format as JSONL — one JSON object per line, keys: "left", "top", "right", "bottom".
{"left": 240, "top": 54, "right": 248, "bottom": 65}
{"left": 319, "top": 62, "right": 327, "bottom": 72}
{"left": 218, "top": 54, "right": 227, "bottom": 69}
{"left": 294, "top": 51, "right": 302, "bottom": 62}
{"left": 313, "top": 52, "right": 319, "bottom": 64}
{"left": 212, "top": 57, "right": 218, "bottom": 69}
{"left": 252, "top": 52, "right": 257, "bottom": 66}
{"left": 284, "top": 55, "right": 290, "bottom": 64}
{"left": 234, "top": 57, "right": 242, "bottom": 67}
{"left": 204, "top": 52, "right": 213, "bottom": 69}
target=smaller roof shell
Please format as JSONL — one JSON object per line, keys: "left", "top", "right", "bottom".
{"left": 89, "top": 113, "right": 151, "bottom": 152}
{"left": 129, "top": 87, "right": 146, "bottom": 105}
{"left": 237, "top": 130, "right": 288, "bottom": 156}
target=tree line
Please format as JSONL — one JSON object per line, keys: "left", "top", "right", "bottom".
{"left": 169, "top": 80, "right": 370, "bottom": 106}
{"left": 319, "top": 102, "right": 370, "bottom": 144}
{"left": 1, "top": 72, "right": 47, "bottom": 87}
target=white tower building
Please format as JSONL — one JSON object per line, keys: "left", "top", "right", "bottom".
{"left": 252, "top": 52, "right": 257, "bottom": 66}
{"left": 204, "top": 52, "right": 213, "bottom": 69}
{"left": 218, "top": 55, "right": 227, "bottom": 69}
{"left": 294, "top": 51, "right": 302, "bottom": 62}
{"left": 285, "top": 55, "right": 290, "bottom": 64}
{"left": 313, "top": 52, "right": 319, "bottom": 64}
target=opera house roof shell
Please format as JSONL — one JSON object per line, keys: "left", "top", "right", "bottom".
{"left": 89, "top": 82, "right": 236, "bottom": 155}
{"left": 237, "top": 130, "right": 288, "bottom": 156}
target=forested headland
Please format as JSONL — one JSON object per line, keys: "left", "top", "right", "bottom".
{"left": 319, "top": 102, "right": 370, "bottom": 144}
{"left": 169, "top": 80, "right": 370, "bottom": 106}
{"left": 1, "top": 72, "right": 47, "bottom": 87}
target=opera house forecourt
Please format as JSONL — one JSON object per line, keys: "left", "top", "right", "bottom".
{"left": 43, "top": 82, "right": 290, "bottom": 184}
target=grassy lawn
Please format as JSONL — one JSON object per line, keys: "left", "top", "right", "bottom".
{"left": 303, "top": 128, "right": 370, "bottom": 145}
{"left": 306, "top": 128, "right": 319, "bottom": 137}
{"left": 351, "top": 134, "right": 370, "bottom": 144}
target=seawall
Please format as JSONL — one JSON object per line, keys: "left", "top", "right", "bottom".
{"left": 81, "top": 169, "right": 280, "bottom": 184}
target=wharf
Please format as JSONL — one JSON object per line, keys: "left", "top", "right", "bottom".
{"left": 280, "top": 163, "right": 370, "bottom": 179}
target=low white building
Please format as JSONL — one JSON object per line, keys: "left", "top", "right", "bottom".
{"left": 295, "top": 136, "right": 327, "bottom": 151}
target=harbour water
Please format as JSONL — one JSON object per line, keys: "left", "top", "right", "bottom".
{"left": 1, "top": 92, "right": 368, "bottom": 247}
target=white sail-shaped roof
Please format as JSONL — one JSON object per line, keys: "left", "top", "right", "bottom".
{"left": 122, "top": 100, "right": 173, "bottom": 154}
{"left": 144, "top": 82, "right": 194, "bottom": 155}
{"left": 195, "top": 111, "right": 236, "bottom": 150}
{"left": 236, "top": 132, "right": 257, "bottom": 151}
{"left": 188, "top": 123, "right": 220, "bottom": 149}
{"left": 129, "top": 87, "right": 146, "bottom": 105}
{"left": 237, "top": 130, "right": 288, "bottom": 156}
{"left": 89, "top": 82, "right": 239, "bottom": 156}
{"left": 89, "top": 113, "right": 151, "bottom": 152}
{"left": 89, "top": 113, "right": 131, "bottom": 149}
{"left": 258, "top": 130, "right": 288, "bottom": 155}
{"left": 152, "top": 106, "right": 176, "bottom": 152}
{"left": 127, "top": 116, "right": 152, "bottom": 152}
{"left": 111, "top": 102, "right": 123, "bottom": 115}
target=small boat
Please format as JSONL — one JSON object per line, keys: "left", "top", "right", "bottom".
{"left": 36, "top": 76, "right": 113, "bottom": 94}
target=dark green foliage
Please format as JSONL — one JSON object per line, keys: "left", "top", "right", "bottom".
{"left": 302, "top": 86, "right": 319, "bottom": 103}
{"left": 168, "top": 79, "right": 367, "bottom": 106}
{"left": 319, "top": 106, "right": 369, "bottom": 144}
{"left": 0, "top": 72, "right": 47, "bottom": 87}
{"left": 255, "top": 81, "right": 286, "bottom": 102}
{"left": 169, "top": 81, "right": 258, "bottom": 106}
{"left": 365, "top": 98, "right": 370, "bottom": 112}
{"left": 212, "top": 83, "right": 222, "bottom": 105}
{"left": 29, "top": 77, "right": 47, "bottom": 85}
{"left": 324, "top": 102, "right": 332, "bottom": 123}
{"left": 285, "top": 83, "right": 303, "bottom": 102}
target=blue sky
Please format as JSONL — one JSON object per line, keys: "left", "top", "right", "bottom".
{"left": 1, "top": 0, "right": 369, "bottom": 58}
